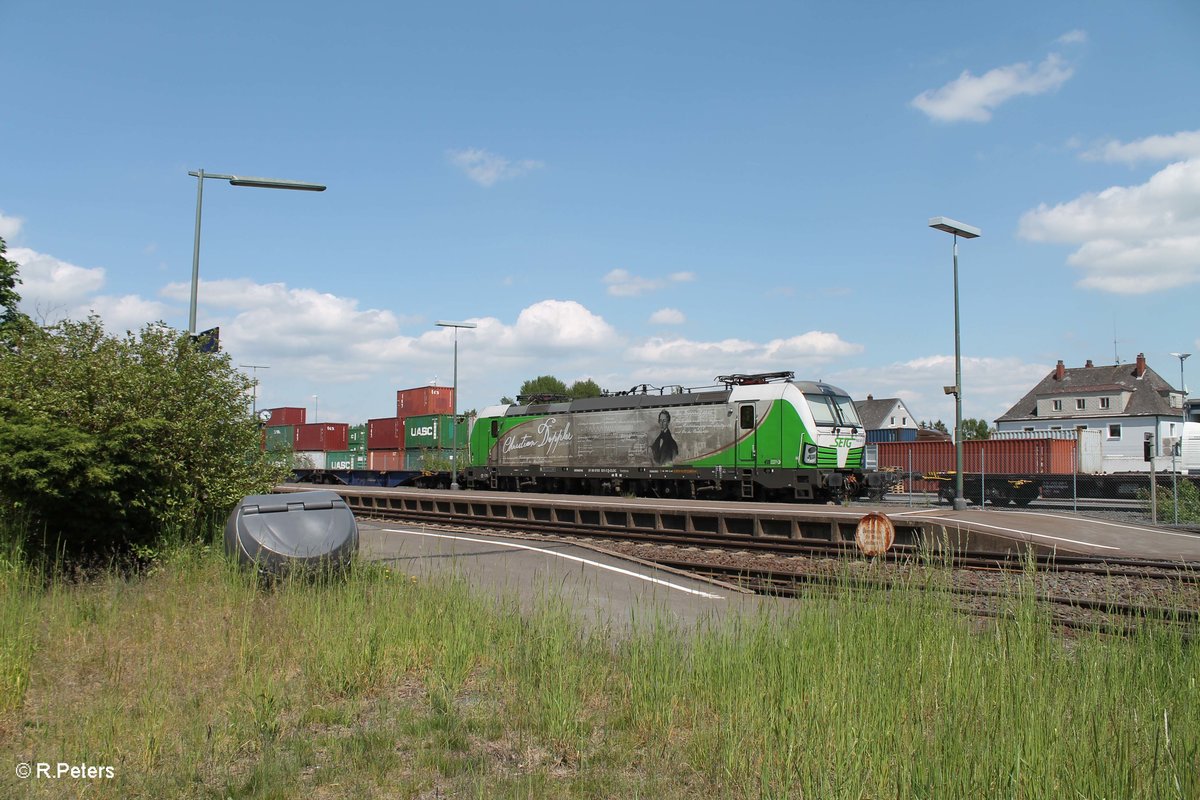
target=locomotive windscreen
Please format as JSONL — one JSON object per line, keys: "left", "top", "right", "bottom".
{"left": 804, "top": 393, "right": 861, "bottom": 428}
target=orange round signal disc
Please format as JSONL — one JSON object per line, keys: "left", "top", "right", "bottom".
{"left": 855, "top": 512, "right": 895, "bottom": 557}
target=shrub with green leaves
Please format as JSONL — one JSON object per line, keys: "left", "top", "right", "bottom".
{"left": 0, "top": 316, "right": 288, "bottom": 550}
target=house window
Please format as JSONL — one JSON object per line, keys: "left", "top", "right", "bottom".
{"left": 1075, "top": 398, "right": 1086, "bottom": 410}
{"left": 1052, "top": 399, "right": 1063, "bottom": 411}
{"left": 1108, "top": 424, "right": 1121, "bottom": 440}
{"left": 1099, "top": 397, "right": 1110, "bottom": 410}
{"left": 890, "top": 416, "right": 895, "bottom": 425}
{"left": 1023, "top": 427, "right": 1035, "bottom": 432}
{"left": 902, "top": 417, "right": 907, "bottom": 425}
{"left": 1050, "top": 426, "right": 1062, "bottom": 431}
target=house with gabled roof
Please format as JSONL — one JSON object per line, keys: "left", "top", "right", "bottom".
{"left": 854, "top": 395, "right": 919, "bottom": 443}
{"left": 994, "top": 353, "right": 1188, "bottom": 473}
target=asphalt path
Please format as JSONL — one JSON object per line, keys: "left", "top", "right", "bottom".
{"left": 357, "top": 519, "right": 778, "bottom": 633}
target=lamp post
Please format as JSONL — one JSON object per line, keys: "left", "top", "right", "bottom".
{"left": 436, "top": 320, "right": 477, "bottom": 490}
{"left": 929, "top": 216, "right": 981, "bottom": 511}
{"left": 239, "top": 363, "right": 270, "bottom": 416}
{"left": 188, "top": 169, "right": 325, "bottom": 334}
{"left": 313, "top": 395, "right": 319, "bottom": 424}
{"left": 1170, "top": 352, "right": 1190, "bottom": 524}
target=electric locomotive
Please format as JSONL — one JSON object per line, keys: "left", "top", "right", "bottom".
{"left": 462, "top": 371, "right": 883, "bottom": 501}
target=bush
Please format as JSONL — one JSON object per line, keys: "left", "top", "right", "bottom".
{"left": 0, "top": 316, "right": 289, "bottom": 552}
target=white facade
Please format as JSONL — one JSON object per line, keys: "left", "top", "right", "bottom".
{"left": 995, "top": 417, "right": 1197, "bottom": 473}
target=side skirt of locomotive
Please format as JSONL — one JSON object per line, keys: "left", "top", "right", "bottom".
{"left": 462, "top": 464, "right": 883, "bottom": 502}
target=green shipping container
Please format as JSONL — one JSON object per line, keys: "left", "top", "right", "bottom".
{"left": 326, "top": 450, "right": 367, "bottom": 470}
{"left": 403, "top": 448, "right": 457, "bottom": 471}
{"left": 348, "top": 424, "right": 367, "bottom": 448}
{"left": 403, "top": 414, "right": 468, "bottom": 449}
{"left": 265, "top": 425, "right": 294, "bottom": 451}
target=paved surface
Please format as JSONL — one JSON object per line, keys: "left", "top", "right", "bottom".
{"left": 885, "top": 506, "right": 1200, "bottom": 560}
{"left": 358, "top": 520, "right": 775, "bottom": 632}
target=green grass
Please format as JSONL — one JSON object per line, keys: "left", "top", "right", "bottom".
{"left": 1, "top": 532, "right": 1197, "bottom": 799}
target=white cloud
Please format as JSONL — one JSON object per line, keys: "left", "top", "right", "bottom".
{"left": 1018, "top": 158, "right": 1200, "bottom": 293}
{"left": 830, "top": 355, "right": 1051, "bottom": 426}
{"left": 9, "top": 246, "right": 106, "bottom": 311}
{"left": 649, "top": 308, "right": 686, "bottom": 325}
{"left": 1056, "top": 29, "right": 1088, "bottom": 45}
{"left": 912, "top": 53, "right": 1073, "bottom": 123}
{"left": 625, "top": 331, "right": 863, "bottom": 384}
{"left": 1081, "top": 130, "right": 1200, "bottom": 164}
{"left": 79, "top": 294, "right": 173, "bottom": 334}
{"left": 447, "top": 148, "right": 544, "bottom": 187}
{"left": 604, "top": 269, "right": 695, "bottom": 297}
{"left": 0, "top": 211, "right": 23, "bottom": 240}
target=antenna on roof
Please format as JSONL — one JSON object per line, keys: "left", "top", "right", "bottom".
{"left": 1113, "top": 315, "right": 1121, "bottom": 365}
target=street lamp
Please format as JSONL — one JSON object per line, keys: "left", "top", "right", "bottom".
{"left": 436, "top": 320, "right": 477, "bottom": 490}
{"left": 239, "top": 363, "right": 270, "bottom": 416}
{"left": 313, "top": 395, "right": 319, "bottom": 424}
{"left": 929, "top": 216, "right": 981, "bottom": 511}
{"left": 1170, "top": 352, "right": 1190, "bottom": 524}
{"left": 188, "top": 169, "right": 325, "bottom": 334}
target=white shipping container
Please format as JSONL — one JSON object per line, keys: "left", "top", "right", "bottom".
{"left": 292, "top": 451, "right": 328, "bottom": 470}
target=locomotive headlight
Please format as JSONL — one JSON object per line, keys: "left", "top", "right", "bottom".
{"left": 802, "top": 443, "right": 819, "bottom": 465}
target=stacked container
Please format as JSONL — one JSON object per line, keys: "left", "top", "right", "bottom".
{"left": 262, "top": 407, "right": 306, "bottom": 426}
{"left": 264, "top": 426, "right": 295, "bottom": 452}
{"left": 403, "top": 414, "right": 469, "bottom": 471}
{"left": 326, "top": 424, "right": 367, "bottom": 470}
{"left": 292, "top": 423, "right": 351, "bottom": 469}
{"left": 396, "top": 385, "right": 454, "bottom": 417}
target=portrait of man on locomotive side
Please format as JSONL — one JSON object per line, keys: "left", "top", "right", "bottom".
{"left": 651, "top": 410, "right": 679, "bottom": 465}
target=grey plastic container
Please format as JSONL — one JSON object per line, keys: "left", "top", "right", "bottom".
{"left": 224, "top": 490, "right": 358, "bottom": 576}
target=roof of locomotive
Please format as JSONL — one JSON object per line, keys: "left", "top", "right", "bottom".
{"left": 489, "top": 379, "right": 856, "bottom": 418}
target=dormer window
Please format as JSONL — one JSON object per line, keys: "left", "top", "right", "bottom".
{"left": 1099, "top": 397, "right": 1110, "bottom": 410}
{"left": 1076, "top": 398, "right": 1086, "bottom": 410}
{"left": 1053, "top": 400, "right": 1063, "bottom": 411}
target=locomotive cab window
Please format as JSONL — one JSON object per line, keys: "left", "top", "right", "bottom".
{"left": 739, "top": 405, "right": 755, "bottom": 430}
{"left": 804, "top": 393, "right": 862, "bottom": 428}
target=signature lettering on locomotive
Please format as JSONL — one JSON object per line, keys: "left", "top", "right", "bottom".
{"left": 502, "top": 417, "right": 573, "bottom": 455}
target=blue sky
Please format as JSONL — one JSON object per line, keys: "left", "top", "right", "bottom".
{"left": 3, "top": 1, "right": 1199, "bottom": 427}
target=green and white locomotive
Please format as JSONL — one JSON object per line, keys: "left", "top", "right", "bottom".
{"left": 463, "top": 371, "right": 883, "bottom": 502}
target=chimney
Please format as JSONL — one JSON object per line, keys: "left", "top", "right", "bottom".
{"left": 1135, "top": 352, "right": 1147, "bottom": 379}
{"left": 1054, "top": 360, "right": 1065, "bottom": 381}
{"left": 1085, "top": 359, "right": 1093, "bottom": 368}
{"left": 867, "top": 394, "right": 873, "bottom": 401}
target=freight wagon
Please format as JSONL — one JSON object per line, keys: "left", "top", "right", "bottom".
{"left": 870, "top": 429, "right": 1200, "bottom": 505}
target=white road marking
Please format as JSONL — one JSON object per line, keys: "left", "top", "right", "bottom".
{"left": 382, "top": 528, "right": 725, "bottom": 599}
{"left": 933, "top": 517, "right": 1121, "bottom": 551}
{"left": 997, "top": 510, "right": 1200, "bottom": 540}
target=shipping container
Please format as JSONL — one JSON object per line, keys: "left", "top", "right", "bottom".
{"left": 396, "top": 385, "right": 455, "bottom": 417}
{"left": 404, "top": 448, "right": 456, "bottom": 471}
{"left": 264, "top": 425, "right": 294, "bottom": 451}
{"left": 874, "top": 436, "right": 1100, "bottom": 476}
{"left": 293, "top": 451, "right": 328, "bottom": 470}
{"left": 294, "top": 422, "right": 350, "bottom": 452}
{"left": 262, "top": 407, "right": 306, "bottom": 426}
{"left": 326, "top": 450, "right": 368, "bottom": 470}
{"left": 348, "top": 424, "right": 367, "bottom": 449}
{"left": 367, "top": 416, "right": 403, "bottom": 450}
{"left": 404, "top": 414, "right": 468, "bottom": 449}
{"left": 367, "top": 450, "right": 404, "bottom": 471}
{"left": 866, "top": 428, "right": 918, "bottom": 444}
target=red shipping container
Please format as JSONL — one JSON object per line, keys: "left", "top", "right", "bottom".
{"left": 367, "top": 416, "right": 403, "bottom": 450}
{"left": 875, "top": 438, "right": 1078, "bottom": 475}
{"left": 367, "top": 449, "right": 404, "bottom": 471}
{"left": 293, "top": 423, "right": 350, "bottom": 452}
{"left": 396, "top": 385, "right": 454, "bottom": 417}
{"left": 262, "top": 407, "right": 306, "bottom": 426}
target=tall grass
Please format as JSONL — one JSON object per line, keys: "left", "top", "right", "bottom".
{"left": 0, "top": 530, "right": 1196, "bottom": 798}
